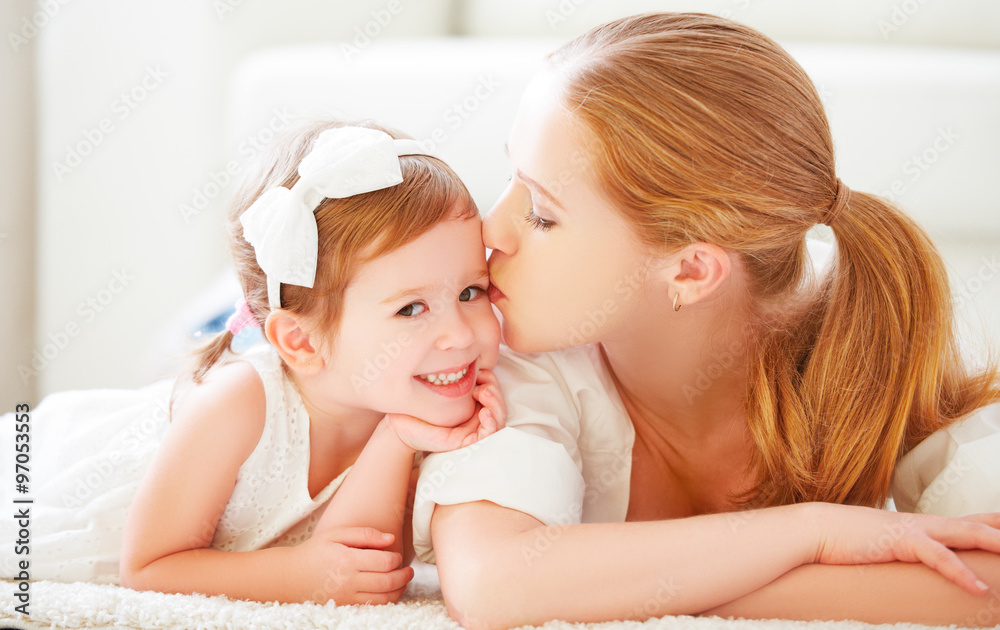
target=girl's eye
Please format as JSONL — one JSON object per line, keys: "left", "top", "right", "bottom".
{"left": 397, "top": 302, "right": 427, "bottom": 317}
{"left": 525, "top": 209, "right": 555, "bottom": 231}
{"left": 459, "top": 286, "right": 485, "bottom": 302}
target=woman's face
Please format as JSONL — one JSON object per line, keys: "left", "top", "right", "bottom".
{"left": 484, "top": 71, "right": 654, "bottom": 353}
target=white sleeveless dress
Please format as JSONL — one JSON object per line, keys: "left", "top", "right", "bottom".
{"left": 0, "top": 346, "right": 349, "bottom": 584}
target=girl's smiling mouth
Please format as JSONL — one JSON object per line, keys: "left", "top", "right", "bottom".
{"left": 415, "top": 360, "right": 477, "bottom": 397}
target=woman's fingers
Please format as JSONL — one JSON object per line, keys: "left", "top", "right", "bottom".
{"left": 927, "top": 517, "right": 1000, "bottom": 554}
{"left": 961, "top": 513, "right": 1000, "bottom": 529}
{"left": 910, "top": 537, "right": 987, "bottom": 595}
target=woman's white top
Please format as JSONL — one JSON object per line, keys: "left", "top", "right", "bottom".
{"left": 413, "top": 267, "right": 1000, "bottom": 565}
{"left": 892, "top": 403, "right": 1000, "bottom": 515}
{"left": 413, "top": 344, "right": 635, "bottom": 563}
{"left": 0, "top": 346, "right": 349, "bottom": 583}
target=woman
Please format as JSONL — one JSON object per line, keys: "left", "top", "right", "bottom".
{"left": 411, "top": 12, "right": 1000, "bottom": 629}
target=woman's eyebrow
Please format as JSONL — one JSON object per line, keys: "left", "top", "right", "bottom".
{"left": 504, "top": 142, "right": 568, "bottom": 211}
{"left": 514, "top": 169, "right": 567, "bottom": 212}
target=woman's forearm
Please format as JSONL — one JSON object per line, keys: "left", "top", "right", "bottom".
{"left": 434, "top": 502, "right": 1000, "bottom": 630}
{"left": 433, "top": 501, "right": 822, "bottom": 629}
{"left": 704, "top": 550, "right": 1000, "bottom": 626}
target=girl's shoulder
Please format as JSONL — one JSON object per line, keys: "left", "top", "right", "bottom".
{"left": 168, "top": 354, "right": 269, "bottom": 462}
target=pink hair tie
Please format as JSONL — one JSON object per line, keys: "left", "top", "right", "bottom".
{"left": 226, "top": 299, "right": 260, "bottom": 336}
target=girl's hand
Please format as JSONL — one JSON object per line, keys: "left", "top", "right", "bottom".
{"left": 812, "top": 503, "right": 1000, "bottom": 595}
{"left": 294, "top": 526, "right": 414, "bottom": 605}
{"left": 388, "top": 368, "right": 506, "bottom": 452}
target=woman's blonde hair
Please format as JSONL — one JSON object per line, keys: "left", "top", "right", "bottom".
{"left": 191, "top": 119, "right": 477, "bottom": 382}
{"left": 550, "top": 12, "right": 1000, "bottom": 507}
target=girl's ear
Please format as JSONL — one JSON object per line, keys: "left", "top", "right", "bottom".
{"left": 653, "top": 242, "right": 733, "bottom": 308}
{"left": 263, "top": 310, "right": 324, "bottom": 375}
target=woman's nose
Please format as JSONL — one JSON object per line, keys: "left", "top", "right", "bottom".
{"left": 482, "top": 192, "right": 518, "bottom": 256}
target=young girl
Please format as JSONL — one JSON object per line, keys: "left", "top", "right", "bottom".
{"left": 3, "top": 119, "right": 505, "bottom": 606}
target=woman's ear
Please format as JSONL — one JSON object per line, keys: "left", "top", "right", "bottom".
{"left": 264, "top": 310, "right": 324, "bottom": 375}
{"left": 655, "top": 243, "right": 732, "bottom": 308}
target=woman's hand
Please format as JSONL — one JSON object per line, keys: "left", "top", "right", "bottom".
{"left": 291, "top": 526, "right": 414, "bottom": 605}
{"left": 388, "top": 368, "right": 506, "bottom": 452}
{"left": 812, "top": 503, "right": 1000, "bottom": 595}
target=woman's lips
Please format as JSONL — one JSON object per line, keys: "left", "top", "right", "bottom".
{"left": 488, "top": 283, "right": 506, "bottom": 303}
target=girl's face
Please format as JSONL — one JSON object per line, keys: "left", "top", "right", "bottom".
{"left": 484, "top": 71, "right": 653, "bottom": 353}
{"left": 320, "top": 211, "right": 501, "bottom": 427}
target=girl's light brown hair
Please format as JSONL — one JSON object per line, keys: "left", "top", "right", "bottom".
{"left": 191, "top": 119, "right": 477, "bottom": 382}
{"left": 550, "top": 12, "right": 999, "bottom": 507}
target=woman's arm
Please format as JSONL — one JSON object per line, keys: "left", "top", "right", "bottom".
{"left": 704, "top": 551, "right": 1000, "bottom": 626}
{"left": 431, "top": 501, "right": 1000, "bottom": 630}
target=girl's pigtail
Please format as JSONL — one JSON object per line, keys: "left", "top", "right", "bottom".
{"left": 190, "top": 330, "right": 236, "bottom": 384}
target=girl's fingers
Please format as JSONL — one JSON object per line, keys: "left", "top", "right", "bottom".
{"left": 479, "top": 408, "right": 497, "bottom": 434}
{"left": 327, "top": 527, "right": 395, "bottom": 550}
{"left": 356, "top": 585, "right": 410, "bottom": 605}
{"left": 477, "top": 385, "right": 507, "bottom": 425}
{"left": 475, "top": 368, "right": 499, "bottom": 388}
{"left": 355, "top": 566, "right": 415, "bottom": 595}
{"left": 347, "top": 547, "right": 405, "bottom": 573}
{"left": 460, "top": 432, "right": 480, "bottom": 448}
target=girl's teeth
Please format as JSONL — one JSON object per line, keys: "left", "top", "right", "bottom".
{"left": 420, "top": 366, "right": 468, "bottom": 385}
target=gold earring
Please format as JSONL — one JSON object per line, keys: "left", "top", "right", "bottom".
{"left": 673, "top": 293, "right": 682, "bottom": 312}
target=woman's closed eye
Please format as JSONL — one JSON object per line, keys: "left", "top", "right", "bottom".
{"left": 525, "top": 209, "right": 555, "bottom": 231}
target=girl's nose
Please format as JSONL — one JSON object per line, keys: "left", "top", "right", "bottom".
{"left": 434, "top": 306, "right": 477, "bottom": 352}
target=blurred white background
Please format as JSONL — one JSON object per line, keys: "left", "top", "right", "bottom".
{"left": 1, "top": 0, "right": 998, "bottom": 410}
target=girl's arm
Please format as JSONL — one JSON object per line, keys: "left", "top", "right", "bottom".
{"left": 311, "top": 419, "right": 417, "bottom": 561}
{"left": 430, "top": 500, "right": 1000, "bottom": 630}
{"left": 119, "top": 362, "right": 409, "bottom": 604}
{"left": 315, "top": 370, "right": 505, "bottom": 563}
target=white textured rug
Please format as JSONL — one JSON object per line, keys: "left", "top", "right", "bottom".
{"left": 0, "top": 564, "right": 980, "bottom": 630}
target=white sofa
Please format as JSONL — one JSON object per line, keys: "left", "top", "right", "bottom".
{"left": 2, "top": 0, "right": 998, "bottom": 408}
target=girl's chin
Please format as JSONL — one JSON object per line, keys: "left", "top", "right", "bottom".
{"left": 388, "top": 395, "right": 476, "bottom": 428}
{"left": 428, "top": 409, "right": 477, "bottom": 428}
{"left": 415, "top": 398, "right": 477, "bottom": 428}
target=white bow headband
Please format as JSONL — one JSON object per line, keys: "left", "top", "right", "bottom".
{"left": 240, "top": 126, "right": 431, "bottom": 309}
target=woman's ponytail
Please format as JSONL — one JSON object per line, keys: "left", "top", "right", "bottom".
{"left": 539, "top": 11, "right": 1000, "bottom": 507}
